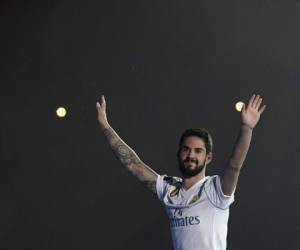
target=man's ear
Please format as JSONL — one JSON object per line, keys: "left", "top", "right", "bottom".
{"left": 206, "top": 152, "right": 213, "bottom": 164}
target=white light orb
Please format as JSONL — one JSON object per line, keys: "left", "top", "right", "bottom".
{"left": 56, "top": 107, "right": 67, "bottom": 118}
{"left": 235, "top": 102, "right": 244, "bottom": 112}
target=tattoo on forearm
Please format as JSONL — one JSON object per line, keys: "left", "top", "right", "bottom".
{"left": 103, "top": 127, "right": 157, "bottom": 194}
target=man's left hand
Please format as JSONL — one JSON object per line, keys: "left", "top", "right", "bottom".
{"left": 241, "top": 94, "right": 266, "bottom": 129}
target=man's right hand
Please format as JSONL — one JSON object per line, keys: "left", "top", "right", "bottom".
{"left": 96, "top": 95, "right": 109, "bottom": 129}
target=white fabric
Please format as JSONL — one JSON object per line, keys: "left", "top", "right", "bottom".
{"left": 156, "top": 175, "right": 234, "bottom": 250}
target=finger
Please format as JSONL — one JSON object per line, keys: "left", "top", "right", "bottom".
{"left": 252, "top": 94, "right": 260, "bottom": 108}
{"left": 248, "top": 94, "right": 256, "bottom": 108}
{"left": 255, "top": 97, "right": 262, "bottom": 110}
{"left": 258, "top": 105, "right": 266, "bottom": 114}
{"left": 101, "top": 95, "right": 106, "bottom": 108}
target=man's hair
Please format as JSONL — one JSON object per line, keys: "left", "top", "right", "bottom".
{"left": 178, "top": 128, "right": 213, "bottom": 154}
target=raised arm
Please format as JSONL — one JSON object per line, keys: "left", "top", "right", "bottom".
{"left": 220, "top": 94, "right": 266, "bottom": 195}
{"left": 96, "top": 95, "right": 158, "bottom": 194}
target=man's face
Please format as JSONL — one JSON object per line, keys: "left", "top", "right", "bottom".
{"left": 178, "top": 136, "right": 210, "bottom": 178}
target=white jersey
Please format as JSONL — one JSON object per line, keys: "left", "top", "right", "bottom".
{"left": 156, "top": 175, "right": 234, "bottom": 250}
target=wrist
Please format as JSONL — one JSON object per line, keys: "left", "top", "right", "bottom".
{"left": 100, "top": 122, "right": 110, "bottom": 131}
{"left": 241, "top": 124, "right": 253, "bottom": 131}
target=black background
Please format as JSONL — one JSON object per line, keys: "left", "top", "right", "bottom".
{"left": 1, "top": 0, "right": 299, "bottom": 249}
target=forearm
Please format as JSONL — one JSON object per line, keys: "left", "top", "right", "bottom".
{"left": 100, "top": 124, "right": 158, "bottom": 192}
{"left": 228, "top": 124, "right": 253, "bottom": 171}
{"left": 221, "top": 125, "right": 253, "bottom": 195}
{"left": 101, "top": 124, "right": 142, "bottom": 167}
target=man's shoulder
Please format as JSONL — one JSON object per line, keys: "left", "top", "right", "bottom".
{"left": 204, "top": 175, "right": 220, "bottom": 186}
{"left": 156, "top": 175, "right": 183, "bottom": 200}
{"left": 162, "top": 175, "right": 183, "bottom": 188}
{"left": 205, "top": 175, "right": 219, "bottom": 181}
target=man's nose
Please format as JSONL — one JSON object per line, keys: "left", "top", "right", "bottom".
{"left": 187, "top": 150, "right": 195, "bottom": 158}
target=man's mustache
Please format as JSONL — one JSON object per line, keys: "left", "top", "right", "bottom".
{"left": 184, "top": 157, "right": 198, "bottom": 164}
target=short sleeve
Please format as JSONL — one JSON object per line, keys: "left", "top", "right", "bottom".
{"left": 204, "top": 175, "right": 235, "bottom": 209}
{"left": 156, "top": 174, "right": 183, "bottom": 201}
{"left": 156, "top": 175, "right": 167, "bottom": 200}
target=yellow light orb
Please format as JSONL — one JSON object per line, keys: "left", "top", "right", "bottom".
{"left": 235, "top": 102, "right": 244, "bottom": 112}
{"left": 56, "top": 107, "right": 67, "bottom": 118}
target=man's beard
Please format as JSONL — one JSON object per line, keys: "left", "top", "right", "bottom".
{"left": 178, "top": 157, "right": 206, "bottom": 178}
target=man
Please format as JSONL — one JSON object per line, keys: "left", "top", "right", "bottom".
{"left": 96, "top": 94, "right": 266, "bottom": 250}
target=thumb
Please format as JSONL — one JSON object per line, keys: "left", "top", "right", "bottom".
{"left": 241, "top": 102, "right": 246, "bottom": 113}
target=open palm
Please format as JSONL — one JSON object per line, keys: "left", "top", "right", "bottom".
{"left": 242, "top": 94, "right": 266, "bottom": 129}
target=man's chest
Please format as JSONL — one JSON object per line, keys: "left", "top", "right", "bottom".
{"left": 165, "top": 199, "right": 215, "bottom": 230}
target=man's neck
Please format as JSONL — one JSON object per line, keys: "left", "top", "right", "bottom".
{"left": 182, "top": 171, "right": 206, "bottom": 190}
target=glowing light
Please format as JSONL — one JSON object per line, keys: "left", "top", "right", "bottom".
{"left": 56, "top": 107, "right": 67, "bottom": 118}
{"left": 235, "top": 102, "right": 244, "bottom": 112}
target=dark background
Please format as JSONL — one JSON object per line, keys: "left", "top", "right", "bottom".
{"left": 1, "top": 0, "right": 299, "bottom": 249}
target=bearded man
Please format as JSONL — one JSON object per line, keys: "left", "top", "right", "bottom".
{"left": 96, "top": 94, "right": 266, "bottom": 250}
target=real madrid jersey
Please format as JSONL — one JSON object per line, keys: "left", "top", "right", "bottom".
{"left": 156, "top": 175, "right": 234, "bottom": 250}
